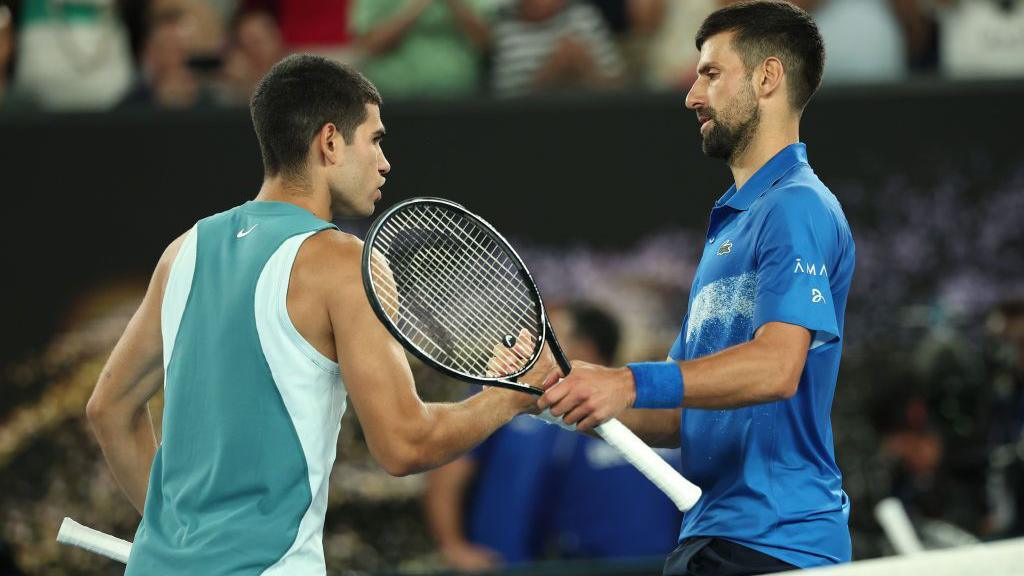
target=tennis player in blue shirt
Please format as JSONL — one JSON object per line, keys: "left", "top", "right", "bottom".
{"left": 538, "top": 2, "right": 854, "bottom": 574}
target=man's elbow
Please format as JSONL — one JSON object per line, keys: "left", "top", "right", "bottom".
{"left": 774, "top": 376, "right": 800, "bottom": 400}
{"left": 379, "top": 457, "right": 418, "bottom": 478}
{"left": 766, "top": 364, "right": 802, "bottom": 401}
{"left": 86, "top": 390, "right": 133, "bottom": 435}
{"left": 375, "top": 443, "right": 430, "bottom": 478}
{"left": 86, "top": 394, "right": 109, "bottom": 428}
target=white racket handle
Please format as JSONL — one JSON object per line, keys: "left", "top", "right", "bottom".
{"left": 533, "top": 409, "right": 701, "bottom": 511}
{"left": 57, "top": 517, "right": 132, "bottom": 564}
{"left": 594, "top": 418, "right": 702, "bottom": 511}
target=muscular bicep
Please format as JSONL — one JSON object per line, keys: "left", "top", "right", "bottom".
{"left": 752, "top": 321, "right": 811, "bottom": 395}
{"left": 325, "top": 238, "right": 428, "bottom": 466}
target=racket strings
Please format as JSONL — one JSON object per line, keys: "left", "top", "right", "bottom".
{"left": 368, "top": 204, "right": 543, "bottom": 378}
{"left": 386, "top": 207, "right": 536, "bottom": 326}
{"left": 374, "top": 222, "right": 523, "bottom": 347}
{"left": 370, "top": 256, "right": 502, "bottom": 374}
{"left": 368, "top": 259, "right": 460, "bottom": 363}
{"left": 410, "top": 208, "right": 535, "bottom": 311}
{"left": 374, "top": 211, "right": 538, "bottom": 374}
{"left": 369, "top": 256, "right": 492, "bottom": 371}
{"left": 372, "top": 237, "right": 531, "bottom": 377}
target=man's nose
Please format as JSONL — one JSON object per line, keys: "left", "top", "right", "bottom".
{"left": 685, "top": 80, "right": 703, "bottom": 110}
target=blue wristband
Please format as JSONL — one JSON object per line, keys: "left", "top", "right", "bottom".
{"left": 627, "top": 361, "right": 684, "bottom": 409}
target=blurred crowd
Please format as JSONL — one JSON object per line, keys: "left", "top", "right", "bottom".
{"left": 866, "top": 298, "right": 1024, "bottom": 548}
{"left": 0, "top": 0, "right": 1023, "bottom": 112}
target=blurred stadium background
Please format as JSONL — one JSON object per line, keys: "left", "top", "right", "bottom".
{"left": 1, "top": 0, "right": 1023, "bottom": 574}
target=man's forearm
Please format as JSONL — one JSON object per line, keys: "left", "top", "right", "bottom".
{"left": 397, "top": 388, "right": 523, "bottom": 475}
{"left": 677, "top": 331, "right": 807, "bottom": 409}
{"left": 90, "top": 407, "right": 157, "bottom": 515}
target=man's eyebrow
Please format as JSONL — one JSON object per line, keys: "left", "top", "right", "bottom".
{"left": 698, "top": 62, "right": 722, "bottom": 75}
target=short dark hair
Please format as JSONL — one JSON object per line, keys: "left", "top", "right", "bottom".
{"left": 250, "top": 54, "right": 382, "bottom": 179}
{"left": 695, "top": 0, "right": 824, "bottom": 112}
{"left": 567, "top": 303, "right": 621, "bottom": 365}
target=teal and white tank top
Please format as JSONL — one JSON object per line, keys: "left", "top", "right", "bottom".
{"left": 126, "top": 201, "right": 346, "bottom": 576}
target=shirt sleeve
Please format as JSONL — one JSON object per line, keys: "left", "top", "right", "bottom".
{"left": 753, "top": 188, "right": 840, "bottom": 350}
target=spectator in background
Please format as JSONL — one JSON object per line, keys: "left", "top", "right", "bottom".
{"left": 584, "top": 0, "right": 665, "bottom": 85}
{"left": 0, "top": 4, "right": 11, "bottom": 108}
{"left": 871, "top": 385, "right": 988, "bottom": 543}
{"left": 813, "top": 0, "right": 908, "bottom": 84}
{"left": 645, "top": 0, "right": 717, "bottom": 89}
{"left": 240, "top": 0, "right": 355, "bottom": 62}
{"left": 889, "top": 0, "right": 941, "bottom": 73}
{"left": 649, "top": 0, "right": 911, "bottom": 90}
{"left": 119, "top": 7, "right": 214, "bottom": 109}
{"left": 221, "top": 8, "right": 285, "bottom": 103}
{"left": 425, "top": 303, "right": 681, "bottom": 571}
{"left": 983, "top": 299, "right": 1024, "bottom": 538}
{"left": 148, "top": 0, "right": 227, "bottom": 57}
{"left": 12, "top": 0, "right": 134, "bottom": 110}
{"left": 352, "top": 0, "right": 496, "bottom": 97}
{"left": 938, "top": 0, "right": 1024, "bottom": 79}
{"left": 491, "top": 0, "right": 625, "bottom": 97}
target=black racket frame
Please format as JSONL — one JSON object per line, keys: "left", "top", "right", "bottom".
{"left": 361, "top": 197, "right": 572, "bottom": 395}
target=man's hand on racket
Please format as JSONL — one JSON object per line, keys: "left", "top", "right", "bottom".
{"left": 537, "top": 361, "right": 636, "bottom": 432}
{"left": 485, "top": 329, "right": 557, "bottom": 414}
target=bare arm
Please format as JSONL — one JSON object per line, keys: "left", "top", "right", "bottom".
{"left": 539, "top": 321, "right": 810, "bottom": 431}
{"left": 425, "top": 457, "right": 502, "bottom": 570}
{"left": 357, "top": 0, "right": 432, "bottom": 56}
{"left": 87, "top": 232, "right": 187, "bottom": 514}
{"left": 444, "top": 0, "right": 490, "bottom": 50}
{"left": 324, "top": 233, "right": 547, "bottom": 476}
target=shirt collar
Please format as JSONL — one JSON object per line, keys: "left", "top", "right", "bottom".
{"left": 715, "top": 143, "right": 808, "bottom": 211}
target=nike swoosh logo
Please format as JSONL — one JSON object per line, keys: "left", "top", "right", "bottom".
{"left": 236, "top": 224, "right": 258, "bottom": 238}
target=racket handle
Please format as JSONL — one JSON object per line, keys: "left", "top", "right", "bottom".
{"left": 57, "top": 517, "right": 132, "bottom": 564}
{"left": 595, "top": 419, "right": 702, "bottom": 512}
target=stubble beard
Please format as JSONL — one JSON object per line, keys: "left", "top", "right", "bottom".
{"left": 701, "top": 86, "right": 761, "bottom": 164}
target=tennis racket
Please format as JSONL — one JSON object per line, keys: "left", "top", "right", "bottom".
{"left": 57, "top": 517, "right": 131, "bottom": 563}
{"left": 361, "top": 197, "right": 701, "bottom": 511}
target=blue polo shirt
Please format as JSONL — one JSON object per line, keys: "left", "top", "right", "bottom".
{"left": 549, "top": 439, "right": 682, "bottom": 559}
{"left": 466, "top": 415, "right": 561, "bottom": 563}
{"left": 667, "top": 143, "right": 854, "bottom": 568}
{"left": 466, "top": 418, "right": 683, "bottom": 563}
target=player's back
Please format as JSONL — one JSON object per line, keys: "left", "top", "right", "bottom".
{"left": 127, "top": 200, "right": 345, "bottom": 576}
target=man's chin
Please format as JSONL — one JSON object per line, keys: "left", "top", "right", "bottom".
{"left": 701, "top": 139, "right": 732, "bottom": 160}
{"left": 331, "top": 202, "right": 376, "bottom": 220}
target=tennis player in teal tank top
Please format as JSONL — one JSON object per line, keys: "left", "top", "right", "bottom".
{"left": 88, "top": 55, "right": 555, "bottom": 575}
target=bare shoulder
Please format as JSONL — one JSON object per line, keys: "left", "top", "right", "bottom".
{"left": 293, "top": 228, "right": 364, "bottom": 282}
{"left": 289, "top": 228, "right": 372, "bottom": 321}
{"left": 153, "top": 228, "right": 193, "bottom": 289}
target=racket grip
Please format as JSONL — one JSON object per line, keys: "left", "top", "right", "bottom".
{"left": 595, "top": 419, "right": 702, "bottom": 512}
{"left": 57, "top": 517, "right": 132, "bottom": 564}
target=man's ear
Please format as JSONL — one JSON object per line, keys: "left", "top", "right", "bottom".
{"left": 318, "top": 123, "right": 343, "bottom": 167}
{"left": 757, "top": 56, "right": 785, "bottom": 100}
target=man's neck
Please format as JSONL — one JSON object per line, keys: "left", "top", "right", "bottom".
{"left": 254, "top": 175, "right": 332, "bottom": 221}
{"left": 729, "top": 121, "right": 800, "bottom": 191}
